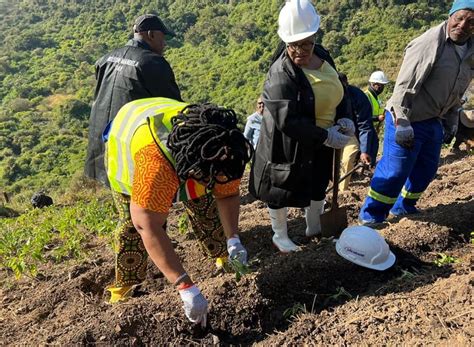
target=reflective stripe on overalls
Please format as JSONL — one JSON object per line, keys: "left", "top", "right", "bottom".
{"left": 359, "top": 111, "right": 443, "bottom": 222}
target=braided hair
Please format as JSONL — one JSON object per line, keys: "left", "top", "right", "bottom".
{"left": 167, "top": 103, "right": 254, "bottom": 189}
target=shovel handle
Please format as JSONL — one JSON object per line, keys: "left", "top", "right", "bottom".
{"left": 325, "top": 162, "right": 366, "bottom": 194}
{"left": 330, "top": 149, "right": 342, "bottom": 209}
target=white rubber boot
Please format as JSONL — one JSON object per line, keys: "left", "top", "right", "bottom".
{"left": 305, "top": 200, "right": 325, "bottom": 237}
{"left": 268, "top": 207, "right": 298, "bottom": 253}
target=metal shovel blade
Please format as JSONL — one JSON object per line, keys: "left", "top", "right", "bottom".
{"left": 320, "top": 149, "right": 348, "bottom": 237}
{"left": 320, "top": 204, "right": 347, "bottom": 238}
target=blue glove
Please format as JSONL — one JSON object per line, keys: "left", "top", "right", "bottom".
{"left": 395, "top": 124, "right": 414, "bottom": 149}
{"left": 179, "top": 285, "right": 208, "bottom": 327}
{"left": 227, "top": 236, "right": 248, "bottom": 265}
{"left": 337, "top": 118, "right": 356, "bottom": 137}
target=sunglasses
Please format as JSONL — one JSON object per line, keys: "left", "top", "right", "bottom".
{"left": 286, "top": 41, "right": 315, "bottom": 52}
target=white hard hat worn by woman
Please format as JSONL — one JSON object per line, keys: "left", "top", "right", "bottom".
{"left": 277, "top": 0, "right": 321, "bottom": 43}
{"left": 369, "top": 70, "right": 390, "bottom": 84}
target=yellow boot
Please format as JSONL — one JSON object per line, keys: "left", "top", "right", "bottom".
{"left": 106, "top": 285, "right": 134, "bottom": 303}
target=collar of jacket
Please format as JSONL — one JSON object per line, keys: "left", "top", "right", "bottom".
{"left": 368, "top": 86, "right": 379, "bottom": 98}
{"left": 126, "top": 38, "right": 153, "bottom": 51}
{"left": 278, "top": 44, "right": 337, "bottom": 79}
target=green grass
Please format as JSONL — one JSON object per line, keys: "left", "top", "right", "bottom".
{"left": 0, "top": 198, "right": 116, "bottom": 278}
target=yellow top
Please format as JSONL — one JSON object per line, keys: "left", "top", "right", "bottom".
{"left": 303, "top": 61, "right": 343, "bottom": 129}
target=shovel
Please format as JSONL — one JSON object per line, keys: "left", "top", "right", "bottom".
{"left": 325, "top": 162, "right": 366, "bottom": 194}
{"left": 320, "top": 149, "right": 348, "bottom": 237}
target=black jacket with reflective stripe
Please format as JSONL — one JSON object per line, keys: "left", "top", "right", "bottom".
{"left": 84, "top": 39, "right": 181, "bottom": 186}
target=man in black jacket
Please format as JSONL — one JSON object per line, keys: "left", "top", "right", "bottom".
{"left": 84, "top": 14, "right": 182, "bottom": 186}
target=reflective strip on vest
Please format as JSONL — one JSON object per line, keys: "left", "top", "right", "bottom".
{"left": 401, "top": 187, "right": 423, "bottom": 200}
{"left": 148, "top": 114, "right": 176, "bottom": 165}
{"left": 366, "top": 91, "right": 383, "bottom": 117}
{"left": 367, "top": 187, "right": 398, "bottom": 205}
{"left": 107, "top": 98, "right": 187, "bottom": 195}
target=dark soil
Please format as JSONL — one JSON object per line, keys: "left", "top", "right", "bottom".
{"left": 1, "top": 150, "right": 473, "bottom": 345}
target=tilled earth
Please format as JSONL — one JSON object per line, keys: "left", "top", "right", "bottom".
{"left": 0, "top": 150, "right": 472, "bottom": 345}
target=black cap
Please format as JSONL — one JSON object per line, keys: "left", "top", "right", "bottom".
{"left": 133, "top": 14, "right": 175, "bottom": 37}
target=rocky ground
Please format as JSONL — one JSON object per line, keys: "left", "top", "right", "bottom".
{"left": 0, "top": 149, "right": 472, "bottom": 345}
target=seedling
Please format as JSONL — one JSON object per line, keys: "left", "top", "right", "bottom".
{"left": 434, "top": 253, "right": 459, "bottom": 267}
{"left": 397, "top": 268, "right": 416, "bottom": 281}
{"left": 324, "top": 286, "right": 352, "bottom": 305}
{"left": 283, "top": 302, "right": 306, "bottom": 319}
{"left": 226, "top": 258, "right": 252, "bottom": 282}
{"left": 470, "top": 231, "right": 474, "bottom": 245}
{"left": 177, "top": 213, "right": 189, "bottom": 234}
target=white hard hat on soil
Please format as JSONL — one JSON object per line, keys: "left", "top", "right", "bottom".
{"left": 369, "top": 71, "right": 389, "bottom": 84}
{"left": 335, "top": 225, "right": 396, "bottom": 271}
{"left": 277, "top": 0, "right": 321, "bottom": 43}
{"left": 460, "top": 109, "right": 474, "bottom": 128}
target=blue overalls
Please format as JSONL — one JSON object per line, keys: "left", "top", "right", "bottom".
{"left": 359, "top": 111, "right": 444, "bottom": 223}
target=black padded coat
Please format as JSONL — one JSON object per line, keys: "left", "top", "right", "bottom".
{"left": 249, "top": 44, "right": 352, "bottom": 207}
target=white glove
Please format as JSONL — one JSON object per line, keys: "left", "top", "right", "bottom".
{"left": 227, "top": 236, "right": 248, "bottom": 265}
{"left": 179, "top": 285, "right": 208, "bottom": 327}
{"left": 337, "top": 118, "right": 355, "bottom": 137}
{"left": 324, "top": 126, "right": 351, "bottom": 149}
{"left": 395, "top": 124, "right": 414, "bottom": 149}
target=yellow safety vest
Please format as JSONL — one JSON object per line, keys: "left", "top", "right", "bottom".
{"left": 106, "top": 97, "right": 187, "bottom": 195}
{"left": 365, "top": 90, "right": 383, "bottom": 118}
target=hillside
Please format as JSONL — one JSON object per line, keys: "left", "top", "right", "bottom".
{"left": 0, "top": 0, "right": 451, "bottom": 197}
{"left": 1, "top": 1, "right": 472, "bottom": 344}
{"left": 0, "top": 150, "right": 472, "bottom": 344}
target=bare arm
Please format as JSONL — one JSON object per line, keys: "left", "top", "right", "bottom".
{"left": 215, "top": 193, "right": 240, "bottom": 239}
{"left": 130, "top": 202, "right": 192, "bottom": 285}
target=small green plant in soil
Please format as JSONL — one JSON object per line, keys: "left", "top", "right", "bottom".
{"left": 324, "top": 286, "right": 353, "bottom": 305}
{"left": 226, "top": 258, "right": 252, "bottom": 282}
{"left": 434, "top": 253, "right": 459, "bottom": 267}
{"left": 283, "top": 302, "right": 306, "bottom": 319}
{"left": 177, "top": 213, "right": 189, "bottom": 234}
{"left": 397, "top": 268, "right": 417, "bottom": 281}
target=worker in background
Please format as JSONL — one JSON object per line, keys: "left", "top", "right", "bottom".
{"left": 85, "top": 14, "right": 181, "bottom": 186}
{"left": 365, "top": 70, "right": 390, "bottom": 162}
{"left": 105, "top": 97, "right": 253, "bottom": 326}
{"left": 243, "top": 97, "right": 264, "bottom": 149}
{"left": 359, "top": 1, "right": 473, "bottom": 225}
{"left": 338, "top": 73, "right": 377, "bottom": 191}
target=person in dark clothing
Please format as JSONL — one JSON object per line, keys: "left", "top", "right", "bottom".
{"left": 84, "top": 14, "right": 182, "bottom": 186}
{"left": 338, "top": 73, "right": 378, "bottom": 191}
{"left": 249, "top": 0, "right": 354, "bottom": 252}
